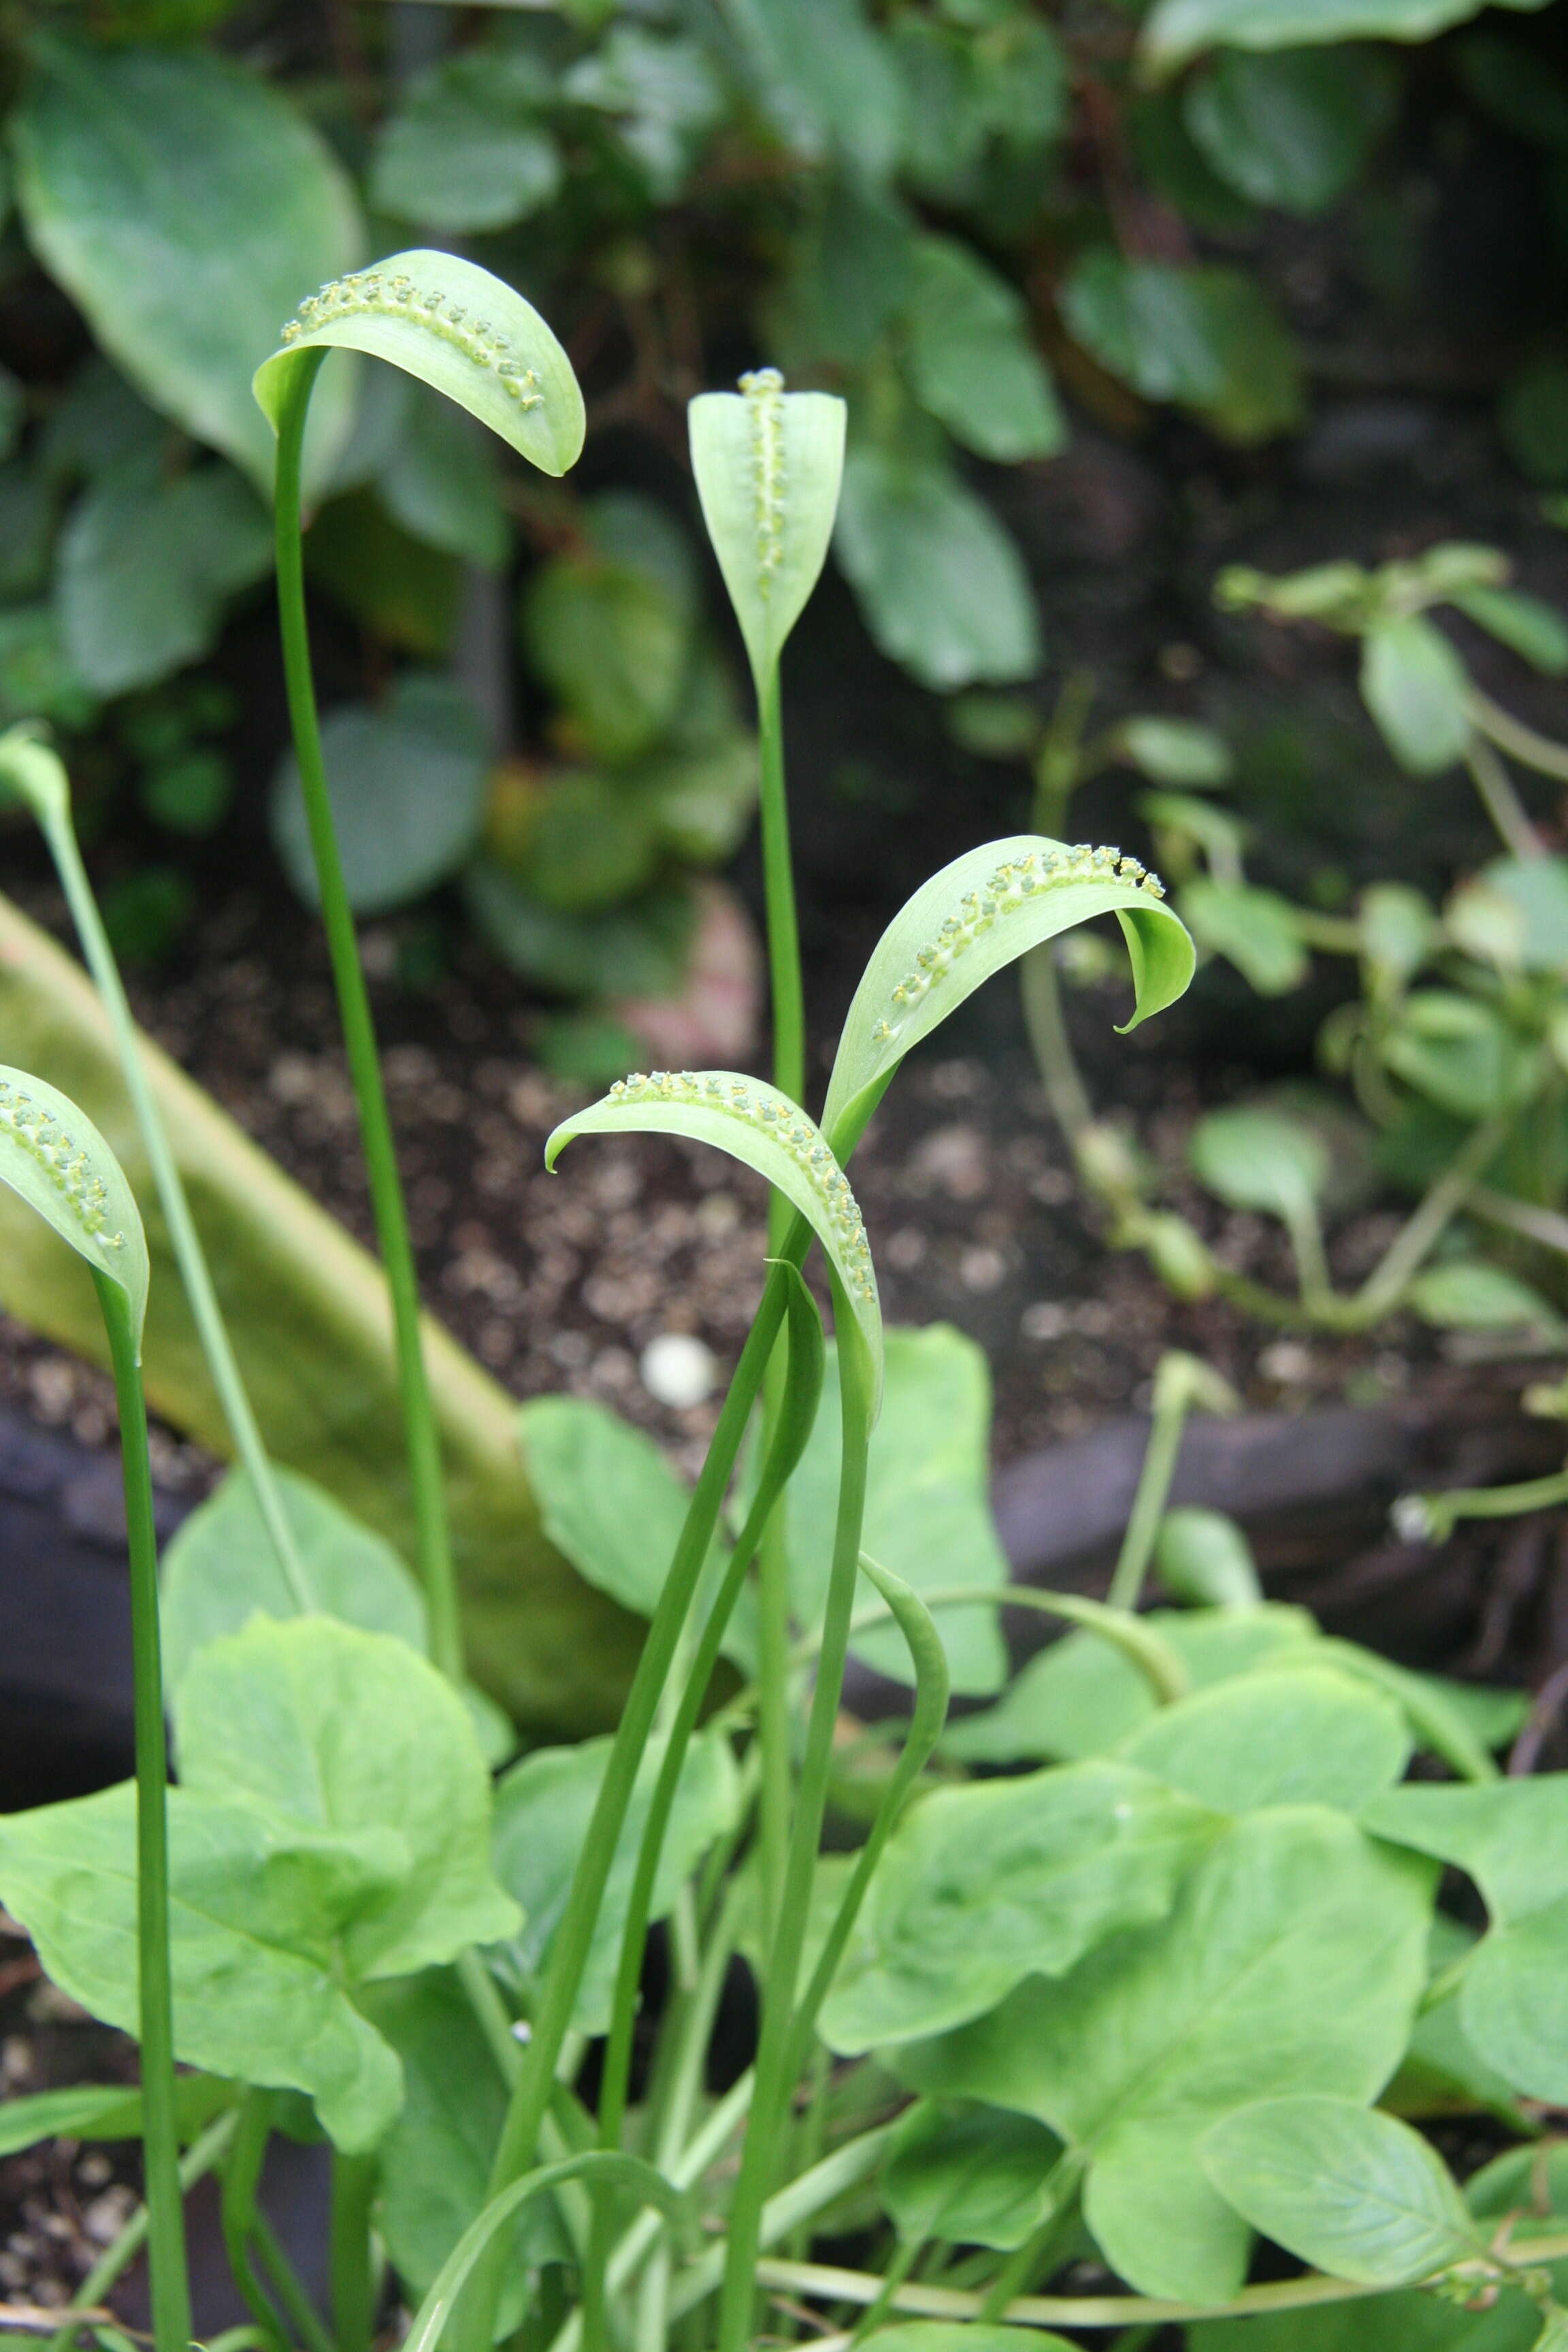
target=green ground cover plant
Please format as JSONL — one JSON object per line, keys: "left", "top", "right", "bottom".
{"left": 2, "top": 247, "right": 1568, "bottom": 2352}
{"left": 0, "top": 0, "right": 1563, "bottom": 1042}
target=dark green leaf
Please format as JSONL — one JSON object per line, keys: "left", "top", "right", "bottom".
{"left": 1200, "top": 2096, "right": 1477, "bottom": 2284}
{"left": 272, "top": 674, "right": 489, "bottom": 917}
{"left": 725, "top": 0, "right": 902, "bottom": 179}
{"left": 16, "top": 42, "right": 362, "bottom": 493}
{"left": 1184, "top": 48, "right": 1394, "bottom": 216}
{"left": 463, "top": 866, "right": 693, "bottom": 997}
{"left": 1060, "top": 253, "right": 1301, "bottom": 440}
{"left": 508, "top": 773, "right": 659, "bottom": 914}
{"left": 304, "top": 489, "right": 460, "bottom": 656}
{"left": 1140, "top": 0, "right": 1552, "bottom": 79}
{"left": 522, "top": 551, "right": 693, "bottom": 762}
{"left": 902, "top": 238, "right": 1064, "bottom": 463}
{"left": 378, "top": 388, "right": 506, "bottom": 570}
{"left": 820, "top": 1759, "right": 1222, "bottom": 2052}
{"left": 1501, "top": 359, "right": 1568, "bottom": 487}
{"left": 834, "top": 447, "right": 1040, "bottom": 692}
{"left": 1183, "top": 878, "right": 1310, "bottom": 994}
{"left": 364, "top": 1968, "right": 568, "bottom": 2331}
{"left": 1381, "top": 990, "right": 1534, "bottom": 1118}
{"left": 59, "top": 462, "right": 271, "bottom": 696}
{"left": 564, "top": 27, "right": 724, "bottom": 199}
{"left": 370, "top": 52, "right": 561, "bottom": 233}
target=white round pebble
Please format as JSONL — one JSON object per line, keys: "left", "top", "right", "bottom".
{"left": 640, "top": 1333, "right": 718, "bottom": 1409}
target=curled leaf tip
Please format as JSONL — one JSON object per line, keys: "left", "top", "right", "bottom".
{"left": 545, "top": 1067, "right": 882, "bottom": 1409}
{"left": 0, "top": 1078, "right": 126, "bottom": 1256}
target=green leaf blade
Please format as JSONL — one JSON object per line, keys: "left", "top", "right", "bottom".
{"left": 1200, "top": 2095, "right": 1478, "bottom": 2285}
{"left": 255, "top": 249, "right": 584, "bottom": 480}
{"left": 689, "top": 372, "right": 846, "bottom": 687}
{"left": 821, "top": 835, "right": 1193, "bottom": 1151}
{"left": 16, "top": 42, "right": 363, "bottom": 495}
{"left": 545, "top": 1069, "right": 882, "bottom": 1405}
{"left": 0, "top": 1062, "right": 147, "bottom": 1349}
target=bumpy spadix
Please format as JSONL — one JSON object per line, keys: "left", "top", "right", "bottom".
{"left": 254, "top": 249, "right": 585, "bottom": 478}
{"left": 689, "top": 371, "right": 847, "bottom": 687}
{"left": 823, "top": 834, "right": 1196, "bottom": 1154}
{"left": 0, "top": 1065, "right": 148, "bottom": 1352}
{"left": 546, "top": 1070, "right": 882, "bottom": 1411}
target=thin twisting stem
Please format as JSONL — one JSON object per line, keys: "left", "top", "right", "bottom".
{"left": 91, "top": 1274, "right": 191, "bottom": 2352}
{"left": 271, "top": 354, "right": 463, "bottom": 1680}
{"left": 1107, "top": 1375, "right": 1193, "bottom": 1612}
{"left": 43, "top": 798, "right": 310, "bottom": 1607}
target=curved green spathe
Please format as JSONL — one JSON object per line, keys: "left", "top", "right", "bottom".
{"left": 546, "top": 1068, "right": 882, "bottom": 1411}
{"left": 689, "top": 372, "right": 847, "bottom": 687}
{"left": 823, "top": 834, "right": 1195, "bottom": 1150}
{"left": 254, "top": 248, "right": 584, "bottom": 479}
{"left": 0, "top": 1062, "right": 148, "bottom": 1352}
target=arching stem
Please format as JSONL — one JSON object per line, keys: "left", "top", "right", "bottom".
{"left": 271, "top": 352, "right": 463, "bottom": 1679}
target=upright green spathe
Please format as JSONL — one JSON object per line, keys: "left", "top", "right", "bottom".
{"left": 689, "top": 371, "right": 847, "bottom": 688}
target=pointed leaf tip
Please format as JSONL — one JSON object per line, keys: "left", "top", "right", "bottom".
{"left": 254, "top": 249, "right": 585, "bottom": 478}
{"left": 0, "top": 1064, "right": 148, "bottom": 1350}
{"left": 823, "top": 834, "right": 1194, "bottom": 1149}
{"left": 689, "top": 370, "right": 846, "bottom": 687}
{"left": 545, "top": 1068, "right": 881, "bottom": 1411}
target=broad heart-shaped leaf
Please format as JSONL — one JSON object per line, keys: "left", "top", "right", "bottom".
{"left": 1139, "top": 0, "right": 1549, "bottom": 78}
{"left": 545, "top": 1070, "right": 882, "bottom": 1409}
{"left": 1116, "top": 1665, "right": 1411, "bottom": 1816}
{"left": 255, "top": 248, "right": 584, "bottom": 482}
{"left": 820, "top": 1760, "right": 1222, "bottom": 2054}
{"left": 0, "top": 1063, "right": 147, "bottom": 1350}
{"left": 821, "top": 836, "right": 1192, "bottom": 1154}
{"left": 1200, "top": 2097, "right": 1478, "bottom": 2286}
{"left": 490, "top": 1727, "right": 739, "bottom": 2035}
{"left": 160, "top": 1462, "right": 427, "bottom": 1695}
{"left": 896, "top": 1806, "right": 1435, "bottom": 2304}
{"left": 883, "top": 2103, "right": 1064, "bottom": 2251}
{"left": 363, "top": 1968, "right": 568, "bottom": 2334}
{"left": 14, "top": 41, "right": 362, "bottom": 496}
{"left": 174, "top": 1616, "right": 519, "bottom": 1985}
{"left": 1363, "top": 1778, "right": 1568, "bottom": 2104}
{"left": 689, "top": 372, "right": 845, "bottom": 689}
{"left": 271, "top": 672, "right": 489, "bottom": 917}
{"left": 1361, "top": 617, "right": 1472, "bottom": 776}
{"left": 0, "top": 1782, "right": 404, "bottom": 2150}
{"left": 942, "top": 1604, "right": 1320, "bottom": 1767}
{"left": 1183, "top": 48, "right": 1394, "bottom": 218}
{"left": 777, "top": 1326, "right": 1005, "bottom": 1694}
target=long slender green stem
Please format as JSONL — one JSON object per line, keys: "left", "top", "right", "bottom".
{"left": 1106, "top": 1370, "right": 1194, "bottom": 1612}
{"left": 595, "top": 1274, "right": 822, "bottom": 2169}
{"left": 1464, "top": 736, "right": 1541, "bottom": 861}
{"left": 755, "top": 662, "right": 806, "bottom": 1954}
{"left": 330, "top": 2151, "right": 379, "bottom": 2352}
{"left": 1467, "top": 685, "right": 1568, "bottom": 784}
{"left": 740, "top": 2234, "right": 1568, "bottom": 2330}
{"left": 220, "top": 2091, "right": 286, "bottom": 2352}
{"left": 37, "top": 798, "right": 310, "bottom": 1605}
{"left": 272, "top": 354, "right": 462, "bottom": 1680}
{"left": 48, "top": 2110, "right": 235, "bottom": 2352}
{"left": 1354, "top": 1111, "right": 1509, "bottom": 1319}
{"left": 1019, "top": 949, "right": 1094, "bottom": 1144}
{"left": 462, "top": 1269, "right": 794, "bottom": 2352}
{"left": 717, "top": 1298, "right": 873, "bottom": 2352}
{"left": 92, "top": 1273, "right": 190, "bottom": 2352}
